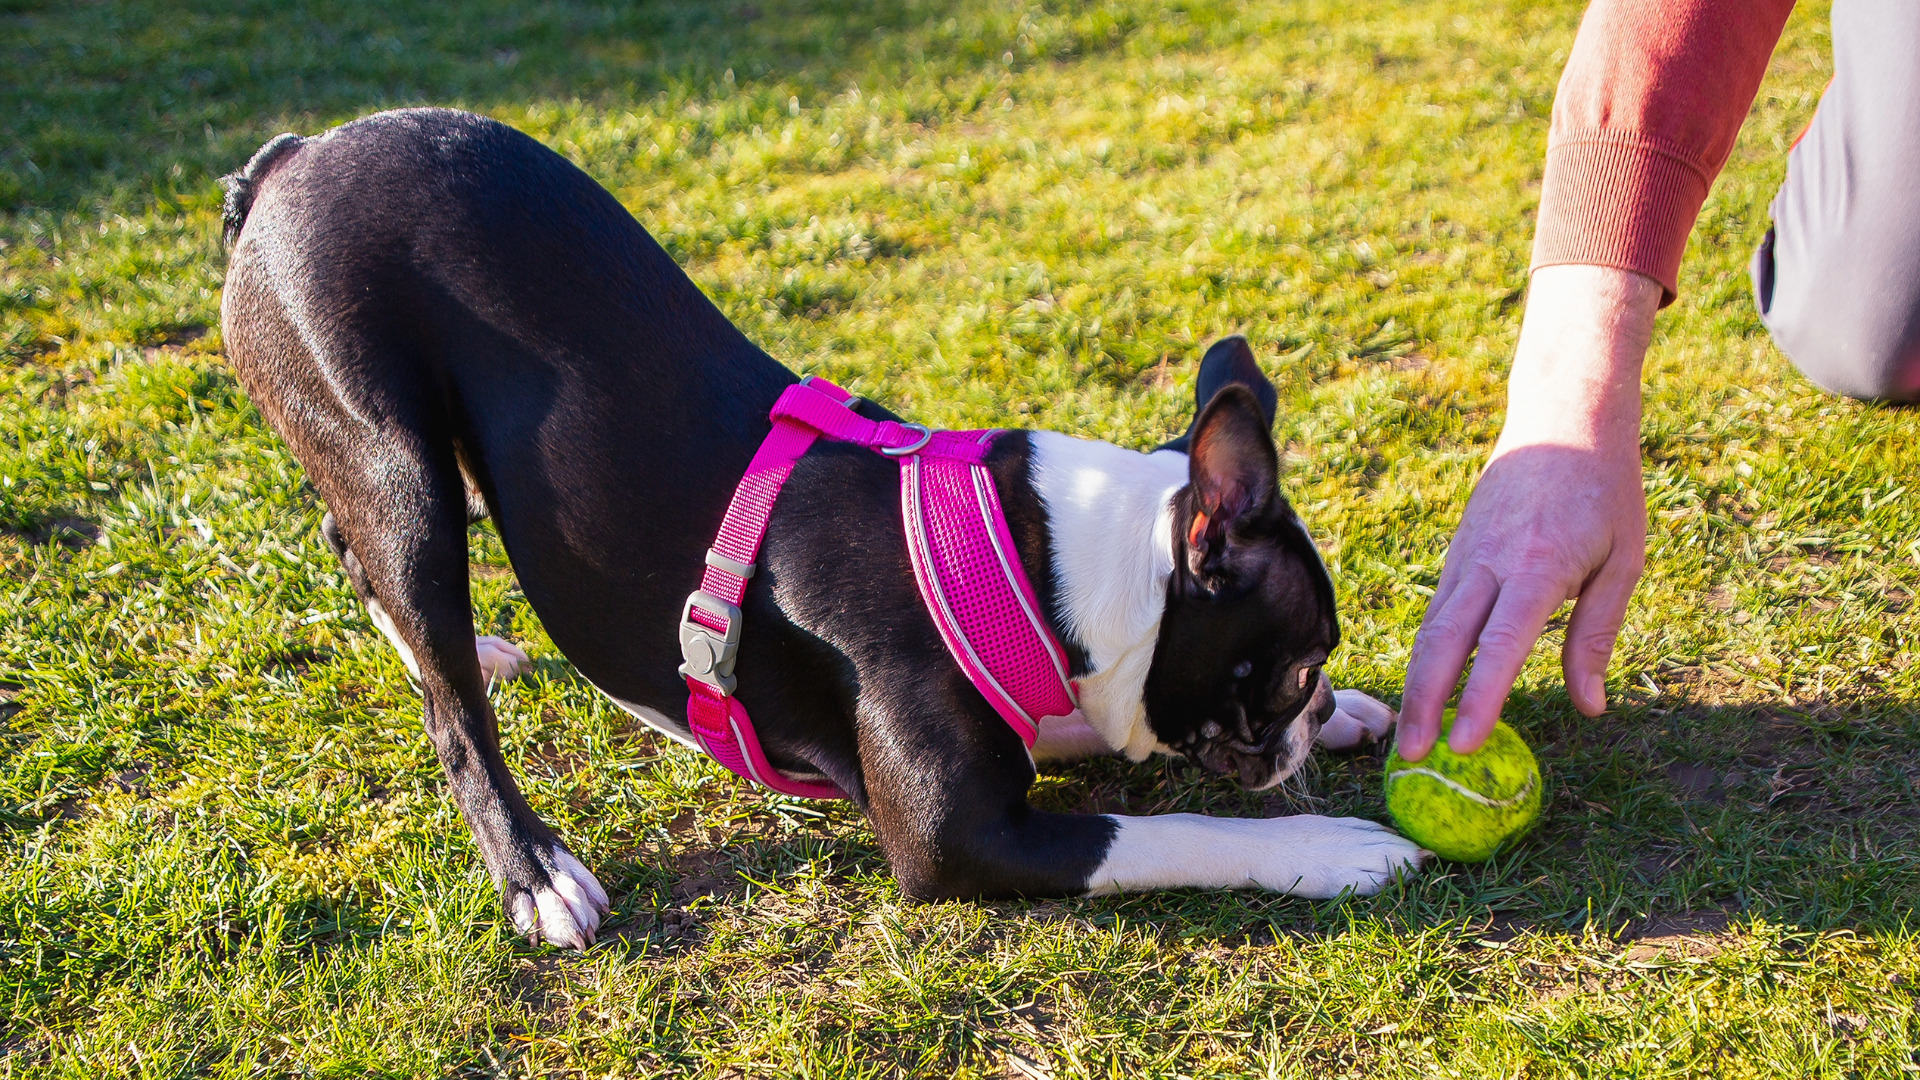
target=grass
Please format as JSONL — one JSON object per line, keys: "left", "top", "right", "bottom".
{"left": 4, "top": 0, "right": 1919, "bottom": 1074}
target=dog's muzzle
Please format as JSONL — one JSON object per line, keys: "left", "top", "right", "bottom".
{"left": 1191, "top": 673, "right": 1336, "bottom": 790}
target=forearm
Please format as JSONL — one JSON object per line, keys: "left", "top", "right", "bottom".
{"left": 1498, "top": 265, "right": 1661, "bottom": 454}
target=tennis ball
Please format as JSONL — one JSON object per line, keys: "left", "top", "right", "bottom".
{"left": 1384, "top": 710, "right": 1542, "bottom": 862}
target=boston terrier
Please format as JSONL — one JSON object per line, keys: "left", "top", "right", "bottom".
{"left": 218, "top": 108, "right": 1425, "bottom": 950}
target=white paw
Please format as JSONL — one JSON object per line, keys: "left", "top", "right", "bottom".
{"left": 1269, "top": 815, "right": 1427, "bottom": 898}
{"left": 1090, "top": 812, "right": 1428, "bottom": 898}
{"left": 506, "top": 845, "right": 611, "bottom": 950}
{"left": 476, "top": 635, "right": 531, "bottom": 683}
{"left": 1316, "top": 689, "right": 1398, "bottom": 751}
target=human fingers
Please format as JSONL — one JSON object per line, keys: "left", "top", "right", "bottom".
{"left": 1398, "top": 567, "right": 1498, "bottom": 762}
{"left": 1561, "top": 540, "right": 1645, "bottom": 716}
{"left": 1448, "top": 574, "right": 1568, "bottom": 754}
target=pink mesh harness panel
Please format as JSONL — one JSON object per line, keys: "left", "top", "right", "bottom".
{"left": 678, "top": 377, "right": 1078, "bottom": 798}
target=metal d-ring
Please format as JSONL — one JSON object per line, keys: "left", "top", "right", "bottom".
{"left": 881, "top": 423, "right": 934, "bottom": 456}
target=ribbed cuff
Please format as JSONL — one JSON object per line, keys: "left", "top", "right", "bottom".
{"left": 1530, "top": 132, "right": 1712, "bottom": 307}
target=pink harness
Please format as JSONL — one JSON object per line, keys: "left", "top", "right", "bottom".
{"left": 678, "top": 376, "right": 1078, "bottom": 799}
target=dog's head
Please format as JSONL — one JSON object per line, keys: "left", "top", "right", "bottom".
{"left": 1144, "top": 337, "right": 1338, "bottom": 790}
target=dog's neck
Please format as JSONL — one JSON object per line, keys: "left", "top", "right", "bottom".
{"left": 1029, "top": 431, "right": 1187, "bottom": 760}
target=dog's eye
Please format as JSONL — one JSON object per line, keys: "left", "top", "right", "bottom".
{"left": 1232, "top": 660, "right": 1253, "bottom": 679}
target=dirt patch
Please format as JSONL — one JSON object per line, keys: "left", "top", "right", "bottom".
{"left": 597, "top": 847, "right": 749, "bottom": 950}
{"left": 1620, "top": 908, "right": 1737, "bottom": 961}
{"left": 1760, "top": 763, "right": 1821, "bottom": 807}
{"left": 1003, "top": 1044, "right": 1054, "bottom": 1079}
{"left": 503, "top": 953, "right": 578, "bottom": 1040}
{"left": 1665, "top": 762, "right": 1731, "bottom": 805}
{"left": 109, "top": 766, "right": 153, "bottom": 798}
{"left": 1764, "top": 546, "right": 1842, "bottom": 572}
{"left": 3, "top": 516, "right": 100, "bottom": 549}
{"left": 137, "top": 324, "right": 208, "bottom": 348}
{"left": 670, "top": 849, "right": 740, "bottom": 904}
{"left": 1633, "top": 851, "right": 1680, "bottom": 884}
{"left": 992, "top": 999, "right": 1060, "bottom": 1080}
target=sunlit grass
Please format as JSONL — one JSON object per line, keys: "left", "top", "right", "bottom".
{"left": 5, "top": 0, "right": 1919, "bottom": 1075}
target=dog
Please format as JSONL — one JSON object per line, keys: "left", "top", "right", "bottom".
{"left": 218, "top": 108, "right": 1425, "bottom": 949}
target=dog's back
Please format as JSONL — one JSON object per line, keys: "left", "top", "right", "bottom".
{"left": 221, "top": 108, "right": 799, "bottom": 697}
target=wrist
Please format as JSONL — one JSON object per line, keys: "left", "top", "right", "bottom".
{"left": 1496, "top": 265, "right": 1660, "bottom": 456}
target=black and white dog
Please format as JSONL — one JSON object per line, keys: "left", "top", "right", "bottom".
{"left": 218, "top": 109, "right": 1424, "bottom": 950}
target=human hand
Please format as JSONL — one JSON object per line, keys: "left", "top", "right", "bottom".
{"left": 1397, "top": 265, "right": 1661, "bottom": 760}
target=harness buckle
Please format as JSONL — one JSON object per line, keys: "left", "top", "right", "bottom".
{"left": 678, "top": 590, "right": 742, "bottom": 695}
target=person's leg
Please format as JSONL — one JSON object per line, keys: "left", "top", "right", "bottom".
{"left": 1752, "top": 0, "right": 1920, "bottom": 402}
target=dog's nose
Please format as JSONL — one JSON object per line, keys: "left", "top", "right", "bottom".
{"left": 1307, "top": 671, "right": 1336, "bottom": 726}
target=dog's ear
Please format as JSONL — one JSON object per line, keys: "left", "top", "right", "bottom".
{"left": 1183, "top": 384, "right": 1281, "bottom": 584}
{"left": 1158, "top": 335, "right": 1278, "bottom": 455}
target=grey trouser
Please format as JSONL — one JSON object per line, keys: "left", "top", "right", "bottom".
{"left": 1751, "top": 0, "right": 1920, "bottom": 402}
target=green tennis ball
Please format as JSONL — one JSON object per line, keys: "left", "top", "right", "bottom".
{"left": 1384, "top": 710, "right": 1542, "bottom": 863}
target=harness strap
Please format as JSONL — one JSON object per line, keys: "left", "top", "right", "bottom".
{"left": 682, "top": 376, "right": 1077, "bottom": 799}
{"left": 681, "top": 378, "right": 874, "bottom": 799}
{"left": 900, "top": 436, "right": 1075, "bottom": 745}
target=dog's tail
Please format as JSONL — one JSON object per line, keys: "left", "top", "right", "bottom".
{"left": 220, "top": 132, "right": 305, "bottom": 245}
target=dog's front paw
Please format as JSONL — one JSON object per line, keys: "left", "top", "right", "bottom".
{"left": 506, "top": 844, "right": 611, "bottom": 950}
{"left": 476, "top": 635, "right": 531, "bottom": 683}
{"left": 1316, "top": 689, "right": 1397, "bottom": 752}
{"left": 1268, "top": 815, "right": 1427, "bottom": 899}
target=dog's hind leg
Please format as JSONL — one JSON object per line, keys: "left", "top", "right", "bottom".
{"left": 321, "top": 511, "right": 529, "bottom": 684}
{"left": 312, "top": 447, "right": 607, "bottom": 948}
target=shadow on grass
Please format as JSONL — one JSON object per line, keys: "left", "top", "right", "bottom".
{"left": 548, "top": 682, "right": 1920, "bottom": 957}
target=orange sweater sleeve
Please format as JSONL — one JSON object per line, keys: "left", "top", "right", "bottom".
{"left": 1530, "top": 0, "right": 1798, "bottom": 304}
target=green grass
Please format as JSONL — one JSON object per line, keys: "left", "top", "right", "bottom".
{"left": 4, "top": 0, "right": 1919, "bottom": 1074}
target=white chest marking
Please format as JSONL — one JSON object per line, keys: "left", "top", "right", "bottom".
{"left": 1028, "top": 431, "right": 1187, "bottom": 761}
